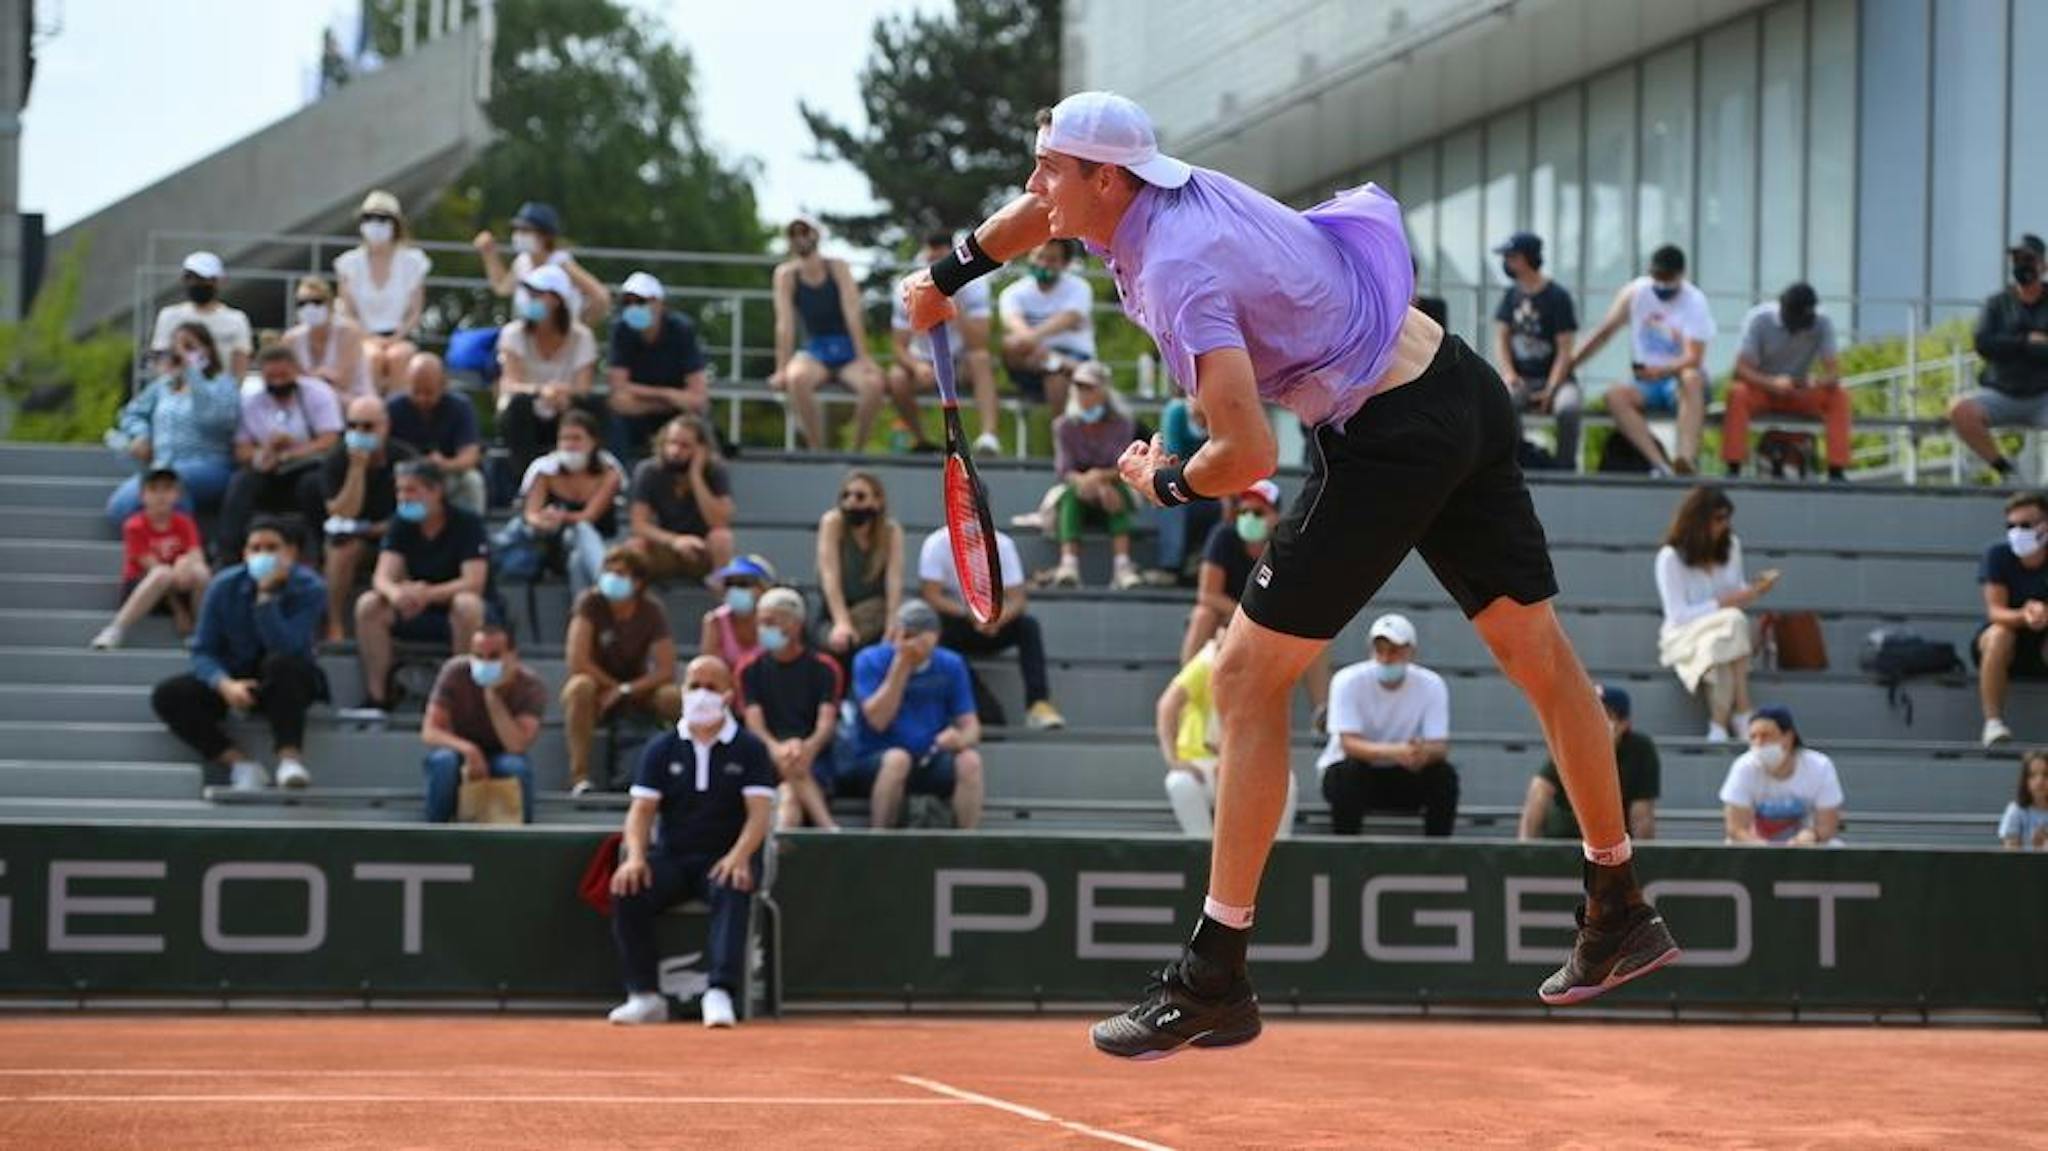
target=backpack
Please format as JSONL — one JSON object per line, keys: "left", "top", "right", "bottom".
{"left": 1857, "top": 628, "right": 1962, "bottom": 725}
{"left": 1598, "top": 431, "right": 1654, "bottom": 474}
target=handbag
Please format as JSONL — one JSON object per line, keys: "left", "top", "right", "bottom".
{"left": 456, "top": 776, "right": 526, "bottom": 825}
{"left": 1760, "top": 611, "right": 1828, "bottom": 670}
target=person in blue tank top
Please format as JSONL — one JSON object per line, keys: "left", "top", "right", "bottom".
{"left": 769, "top": 215, "right": 886, "bottom": 451}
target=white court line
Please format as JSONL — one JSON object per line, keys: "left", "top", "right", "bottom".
{"left": 895, "top": 1075, "right": 1176, "bottom": 1151}
{"left": 0, "top": 1094, "right": 966, "bottom": 1106}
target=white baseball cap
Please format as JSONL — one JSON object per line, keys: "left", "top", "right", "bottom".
{"left": 182, "top": 251, "right": 224, "bottom": 279}
{"left": 1368, "top": 613, "right": 1417, "bottom": 649}
{"left": 521, "top": 263, "right": 574, "bottom": 299}
{"left": 620, "top": 271, "right": 664, "bottom": 301}
{"left": 1037, "top": 91, "right": 1192, "bottom": 190}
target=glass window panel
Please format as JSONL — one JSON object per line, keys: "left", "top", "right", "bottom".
{"left": 1485, "top": 107, "right": 1530, "bottom": 255}
{"left": 1758, "top": 0, "right": 1806, "bottom": 292}
{"left": 1808, "top": 0, "right": 1857, "bottom": 309}
{"left": 1638, "top": 42, "right": 1696, "bottom": 267}
{"left": 1533, "top": 87, "right": 1584, "bottom": 293}
{"left": 1930, "top": 0, "right": 2007, "bottom": 308}
{"left": 1398, "top": 146, "right": 1439, "bottom": 289}
{"left": 1852, "top": 0, "right": 1922, "bottom": 332}
{"left": 2013, "top": 1, "right": 2048, "bottom": 249}
{"left": 1699, "top": 17, "right": 1759, "bottom": 308}
{"left": 1586, "top": 66, "right": 1637, "bottom": 292}
{"left": 1437, "top": 125, "right": 1484, "bottom": 314}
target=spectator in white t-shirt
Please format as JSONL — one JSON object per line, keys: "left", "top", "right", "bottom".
{"left": 1317, "top": 614, "right": 1458, "bottom": 837}
{"left": 1654, "top": 486, "right": 1778, "bottom": 742}
{"left": 1998, "top": 749, "right": 2048, "bottom": 851}
{"left": 496, "top": 264, "right": 600, "bottom": 480}
{"left": 890, "top": 231, "right": 1002, "bottom": 455}
{"left": 473, "top": 200, "right": 611, "bottom": 328}
{"left": 281, "top": 276, "right": 371, "bottom": 401}
{"left": 333, "top": 190, "right": 433, "bottom": 395}
{"left": 149, "top": 251, "right": 254, "bottom": 379}
{"left": 998, "top": 240, "right": 1096, "bottom": 417}
{"left": 1719, "top": 706, "right": 1844, "bottom": 846}
{"left": 918, "top": 525, "right": 1065, "bottom": 730}
{"left": 1566, "top": 244, "right": 1717, "bottom": 475}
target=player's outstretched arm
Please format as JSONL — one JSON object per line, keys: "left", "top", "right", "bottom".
{"left": 903, "top": 194, "right": 1055, "bottom": 332}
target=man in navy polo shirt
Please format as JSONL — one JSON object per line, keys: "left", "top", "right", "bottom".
{"left": 607, "top": 654, "right": 775, "bottom": 1028}
{"left": 845, "top": 600, "right": 984, "bottom": 830}
{"left": 606, "top": 271, "right": 711, "bottom": 462}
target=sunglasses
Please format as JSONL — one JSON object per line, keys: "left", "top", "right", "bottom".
{"left": 2009, "top": 519, "right": 2044, "bottom": 530}
{"left": 360, "top": 213, "right": 397, "bottom": 225}
{"left": 296, "top": 298, "right": 325, "bottom": 307}
{"left": 346, "top": 420, "right": 379, "bottom": 432}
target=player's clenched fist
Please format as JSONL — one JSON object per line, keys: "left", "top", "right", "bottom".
{"left": 898, "top": 269, "right": 958, "bottom": 333}
{"left": 1118, "top": 435, "right": 1179, "bottom": 506}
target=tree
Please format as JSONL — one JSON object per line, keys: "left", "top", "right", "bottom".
{"left": 0, "top": 239, "right": 138, "bottom": 443}
{"left": 800, "top": 0, "right": 1061, "bottom": 251}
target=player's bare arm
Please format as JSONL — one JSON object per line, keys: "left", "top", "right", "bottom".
{"left": 902, "top": 193, "right": 1054, "bottom": 331}
{"left": 1120, "top": 348, "right": 1274, "bottom": 507}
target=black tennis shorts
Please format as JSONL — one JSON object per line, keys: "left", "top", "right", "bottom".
{"left": 1240, "top": 334, "right": 1559, "bottom": 640}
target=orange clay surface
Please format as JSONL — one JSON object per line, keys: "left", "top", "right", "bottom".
{"left": 1, "top": 1014, "right": 2044, "bottom": 1150}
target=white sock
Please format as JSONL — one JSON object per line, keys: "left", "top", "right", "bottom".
{"left": 1583, "top": 836, "right": 1633, "bottom": 867}
{"left": 1202, "top": 895, "right": 1254, "bottom": 929}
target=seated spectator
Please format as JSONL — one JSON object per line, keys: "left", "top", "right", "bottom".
{"left": 998, "top": 239, "right": 1095, "bottom": 418}
{"left": 817, "top": 469, "right": 902, "bottom": 666}
{"left": 739, "top": 587, "right": 843, "bottom": 830}
{"left": 918, "top": 523, "right": 1064, "bottom": 729}
{"left": 1567, "top": 244, "right": 1716, "bottom": 475}
{"left": 420, "top": 623, "right": 543, "bottom": 824}
{"left": 769, "top": 215, "right": 885, "bottom": 451}
{"left": 625, "top": 415, "right": 736, "bottom": 585}
{"left": 701, "top": 556, "right": 777, "bottom": 671}
{"left": 1180, "top": 480, "right": 1279, "bottom": 664}
{"left": 511, "top": 409, "right": 624, "bottom": 599}
{"left": 1655, "top": 486, "right": 1777, "bottom": 742}
{"left": 351, "top": 461, "right": 492, "bottom": 717}
{"left": 475, "top": 200, "right": 611, "bottom": 328}
{"left": 607, "top": 654, "right": 774, "bottom": 1028}
{"left": 333, "top": 190, "right": 431, "bottom": 394}
{"left": 561, "top": 546, "right": 681, "bottom": 797}
{"left": 1151, "top": 387, "right": 1219, "bottom": 582}
{"left": 1978, "top": 491, "right": 2048, "bottom": 746}
{"left": 1949, "top": 234, "right": 2048, "bottom": 479}
{"left": 148, "top": 251, "right": 254, "bottom": 378}
{"left": 496, "top": 264, "right": 599, "bottom": 481}
{"left": 1998, "top": 748, "right": 2048, "bottom": 851}
{"left": 1491, "top": 232, "right": 1583, "bottom": 470}
{"left": 104, "top": 321, "right": 239, "bottom": 526}
{"left": 215, "top": 344, "right": 343, "bottom": 560}
{"left": 846, "top": 601, "right": 984, "bottom": 830}
{"left": 607, "top": 271, "right": 711, "bottom": 462}
{"left": 1316, "top": 614, "right": 1457, "bottom": 837}
{"left": 310, "top": 394, "right": 416, "bottom": 642}
{"left": 149, "top": 517, "right": 324, "bottom": 791}
{"left": 1721, "top": 283, "right": 1848, "bottom": 482}
{"left": 280, "top": 276, "right": 370, "bottom": 400}
{"left": 386, "top": 352, "right": 487, "bottom": 514}
{"left": 92, "top": 468, "right": 210, "bottom": 649}
{"left": 889, "top": 231, "right": 1001, "bottom": 455}
{"left": 1719, "top": 706, "right": 1843, "bottom": 846}
{"left": 1518, "top": 684, "right": 1659, "bottom": 842}
{"left": 1156, "top": 617, "right": 1295, "bottom": 839}
{"left": 1050, "top": 362, "right": 1142, "bottom": 590}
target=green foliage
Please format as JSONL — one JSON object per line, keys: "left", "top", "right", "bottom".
{"left": 1, "top": 239, "right": 138, "bottom": 442}
{"left": 800, "top": 0, "right": 1060, "bottom": 250}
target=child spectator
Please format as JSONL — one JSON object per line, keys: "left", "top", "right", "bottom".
{"left": 1719, "top": 706, "right": 1844, "bottom": 846}
{"left": 1998, "top": 749, "right": 2048, "bottom": 851}
{"left": 846, "top": 601, "right": 984, "bottom": 830}
{"left": 625, "top": 415, "right": 736, "bottom": 586}
{"left": 93, "top": 469, "right": 210, "bottom": 650}
{"left": 1050, "top": 361, "right": 1142, "bottom": 589}
{"left": 739, "top": 587, "right": 843, "bottom": 830}
{"left": 1977, "top": 492, "right": 2048, "bottom": 747}
{"left": 559, "top": 546, "right": 681, "bottom": 797}
{"left": 816, "top": 469, "right": 903, "bottom": 666}
{"left": 1156, "top": 617, "right": 1294, "bottom": 839}
{"left": 104, "top": 322, "right": 240, "bottom": 526}
{"left": 701, "top": 556, "right": 776, "bottom": 671}
{"left": 420, "top": 624, "right": 544, "bottom": 824}
{"left": 1518, "top": 685, "right": 1660, "bottom": 842}
{"left": 1654, "top": 486, "right": 1778, "bottom": 741}
{"left": 513, "top": 409, "right": 624, "bottom": 600}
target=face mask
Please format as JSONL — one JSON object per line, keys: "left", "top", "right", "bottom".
{"left": 1755, "top": 742, "right": 1788, "bottom": 772}
{"left": 554, "top": 449, "right": 589, "bottom": 472}
{"left": 2009, "top": 525, "right": 2044, "bottom": 559}
{"left": 622, "top": 304, "right": 655, "bottom": 332}
{"left": 1030, "top": 265, "right": 1060, "bottom": 286}
{"left": 468, "top": 658, "right": 504, "bottom": 688}
{"left": 682, "top": 687, "right": 727, "bottom": 728}
{"left": 395, "top": 499, "right": 428, "bottom": 523}
{"left": 1235, "top": 511, "right": 1270, "bottom": 544}
{"left": 598, "top": 571, "right": 635, "bottom": 601}
{"left": 244, "top": 552, "right": 280, "bottom": 581}
{"left": 359, "top": 219, "right": 395, "bottom": 246}
{"left": 185, "top": 282, "right": 217, "bottom": 305}
{"left": 297, "top": 303, "right": 329, "bottom": 327}
{"left": 1500, "top": 259, "right": 1517, "bottom": 281}
{"left": 759, "top": 624, "right": 790, "bottom": 655}
{"left": 266, "top": 382, "right": 296, "bottom": 401}
{"left": 511, "top": 230, "right": 543, "bottom": 257}
{"left": 841, "top": 505, "right": 878, "bottom": 526}
{"left": 344, "top": 430, "right": 381, "bottom": 453}
{"left": 725, "top": 587, "right": 757, "bottom": 615}
{"left": 1078, "top": 402, "right": 1107, "bottom": 424}
{"left": 1651, "top": 283, "right": 1680, "bottom": 302}
{"left": 518, "top": 297, "right": 550, "bottom": 323}
{"left": 1373, "top": 660, "right": 1407, "bottom": 686}
{"left": 181, "top": 349, "right": 209, "bottom": 374}
{"left": 2016, "top": 261, "right": 2042, "bottom": 288}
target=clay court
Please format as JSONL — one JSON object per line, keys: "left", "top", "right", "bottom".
{"left": 1, "top": 1014, "right": 2042, "bottom": 1150}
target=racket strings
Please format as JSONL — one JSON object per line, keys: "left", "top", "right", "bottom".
{"left": 944, "top": 462, "right": 998, "bottom": 621}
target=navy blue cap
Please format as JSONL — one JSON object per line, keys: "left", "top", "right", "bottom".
{"left": 1752, "top": 705, "right": 1796, "bottom": 734}
{"left": 511, "top": 201, "right": 562, "bottom": 235}
{"left": 1493, "top": 231, "right": 1543, "bottom": 260}
{"left": 1595, "top": 683, "right": 1631, "bottom": 720}
{"left": 2011, "top": 234, "right": 2046, "bottom": 260}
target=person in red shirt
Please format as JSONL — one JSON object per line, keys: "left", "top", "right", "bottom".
{"left": 93, "top": 469, "right": 211, "bottom": 649}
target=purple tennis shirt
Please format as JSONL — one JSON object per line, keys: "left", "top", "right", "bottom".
{"left": 1089, "top": 170, "right": 1415, "bottom": 428}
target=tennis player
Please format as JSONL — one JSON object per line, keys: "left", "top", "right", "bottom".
{"left": 902, "top": 92, "right": 1681, "bottom": 1059}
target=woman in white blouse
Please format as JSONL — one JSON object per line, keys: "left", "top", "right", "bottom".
{"left": 496, "top": 263, "right": 598, "bottom": 479}
{"left": 280, "top": 277, "right": 370, "bottom": 400}
{"left": 333, "top": 189, "right": 431, "bottom": 394}
{"left": 1653, "top": 486, "right": 1779, "bottom": 741}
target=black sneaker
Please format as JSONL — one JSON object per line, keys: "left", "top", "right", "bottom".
{"left": 1538, "top": 903, "right": 1681, "bottom": 1006}
{"left": 1090, "top": 952, "right": 1261, "bottom": 1060}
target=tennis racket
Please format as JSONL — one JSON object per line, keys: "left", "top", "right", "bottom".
{"left": 927, "top": 324, "right": 1005, "bottom": 625}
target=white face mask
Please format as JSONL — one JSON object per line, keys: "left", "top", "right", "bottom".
{"left": 512, "top": 230, "right": 543, "bottom": 257}
{"left": 2009, "top": 525, "right": 2044, "bottom": 560}
{"left": 359, "top": 219, "right": 395, "bottom": 246}
{"left": 296, "top": 303, "right": 329, "bottom": 328}
{"left": 682, "top": 688, "right": 726, "bottom": 729}
{"left": 555, "top": 449, "right": 589, "bottom": 472}
{"left": 1755, "top": 742, "right": 1788, "bottom": 772}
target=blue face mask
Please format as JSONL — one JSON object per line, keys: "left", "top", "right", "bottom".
{"left": 518, "top": 297, "right": 550, "bottom": 323}
{"left": 725, "top": 586, "right": 757, "bottom": 615}
{"left": 244, "top": 552, "right": 280, "bottom": 581}
{"left": 1079, "top": 403, "right": 1107, "bottom": 424}
{"left": 395, "top": 499, "right": 429, "bottom": 523}
{"left": 1373, "top": 660, "right": 1408, "bottom": 686}
{"left": 758, "top": 624, "right": 789, "bottom": 655}
{"left": 597, "top": 571, "right": 635, "bottom": 601}
{"left": 622, "top": 303, "right": 655, "bottom": 332}
{"left": 1651, "top": 282, "right": 1680, "bottom": 302}
{"left": 344, "top": 430, "right": 380, "bottom": 454}
{"left": 468, "top": 658, "right": 504, "bottom": 687}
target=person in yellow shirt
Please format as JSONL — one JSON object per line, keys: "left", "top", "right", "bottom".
{"left": 1155, "top": 619, "right": 1295, "bottom": 838}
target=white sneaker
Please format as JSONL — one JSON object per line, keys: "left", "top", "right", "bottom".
{"left": 229, "top": 761, "right": 270, "bottom": 791}
{"left": 972, "top": 432, "right": 1002, "bottom": 456}
{"left": 1983, "top": 718, "right": 2015, "bottom": 747}
{"left": 275, "top": 758, "right": 311, "bottom": 789}
{"left": 607, "top": 992, "right": 669, "bottom": 1025}
{"left": 1706, "top": 723, "right": 1732, "bottom": 743}
{"left": 89, "top": 625, "right": 123, "bottom": 651}
{"left": 1051, "top": 558, "right": 1082, "bottom": 588}
{"left": 335, "top": 706, "right": 388, "bottom": 728}
{"left": 701, "top": 987, "right": 736, "bottom": 1028}
{"left": 570, "top": 779, "right": 595, "bottom": 798}
{"left": 1111, "top": 560, "right": 1143, "bottom": 591}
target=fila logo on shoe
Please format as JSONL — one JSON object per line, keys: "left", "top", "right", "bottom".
{"left": 1155, "top": 1008, "right": 1182, "bottom": 1027}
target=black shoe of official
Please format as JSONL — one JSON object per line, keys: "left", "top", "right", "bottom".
{"left": 1090, "top": 950, "right": 1262, "bottom": 1060}
{"left": 1538, "top": 902, "right": 1682, "bottom": 1006}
